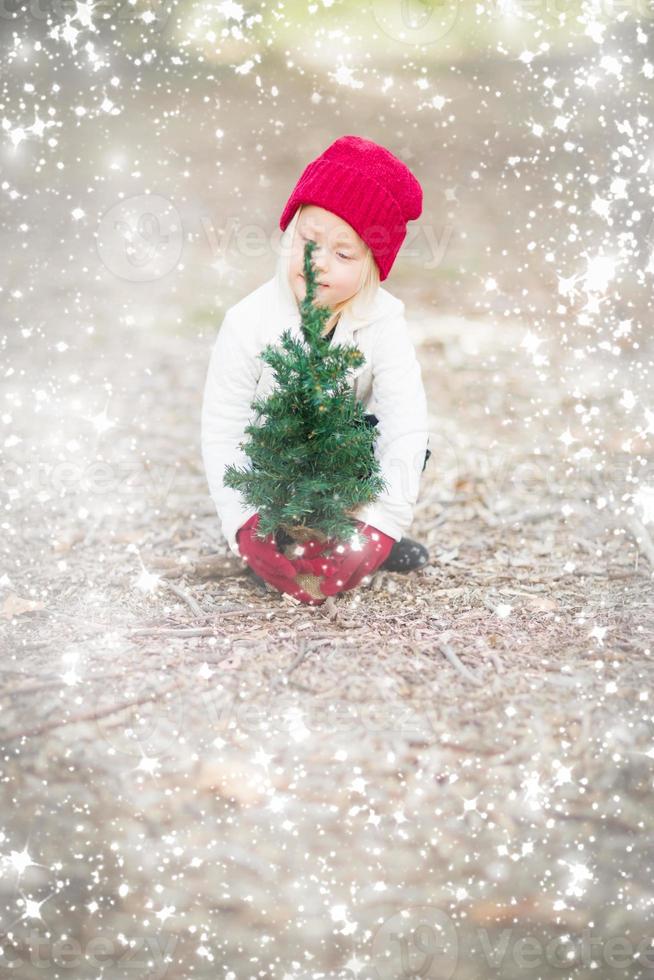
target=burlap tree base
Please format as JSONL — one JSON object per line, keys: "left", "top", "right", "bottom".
{"left": 275, "top": 523, "right": 332, "bottom": 601}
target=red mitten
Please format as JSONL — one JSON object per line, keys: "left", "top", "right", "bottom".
{"left": 237, "top": 514, "right": 329, "bottom": 605}
{"left": 319, "top": 521, "right": 395, "bottom": 597}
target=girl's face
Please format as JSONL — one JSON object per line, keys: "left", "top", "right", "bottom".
{"left": 288, "top": 205, "right": 367, "bottom": 309}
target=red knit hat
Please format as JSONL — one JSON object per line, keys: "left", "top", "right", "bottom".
{"left": 279, "top": 135, "right": 423, "bottom": 281}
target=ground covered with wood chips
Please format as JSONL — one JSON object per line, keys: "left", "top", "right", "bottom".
{"left": 3, "top": 300, "right": 653, "bottom": 978}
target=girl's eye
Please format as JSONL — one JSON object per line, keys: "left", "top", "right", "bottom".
{"left": 300, "top": 234, "right": 351, "bottom": 261}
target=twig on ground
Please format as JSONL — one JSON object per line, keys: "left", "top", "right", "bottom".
{"left": 0, "top": 667, "right": 178, "bottom": 701}
{"left": 487, "top": 504, "right": 563, "bottom": 526}
{"left": 1, "top": 677, "right": 186, "bottom": 742}
{"left": 150, "top": 553, "right": 247, "bottom": 580}
{"left": 437, "top": 640, "right": 484, "bottom": 686}
{"left": 487, "top": 651, "right": 504, "bottom": 673}
{"left": 163, "top": 579, "right": 203, "bottom": 617}
{"left": 129, "top": 607, "right": 304, "bottom": 637}
{"left": 284, "top": 638, "right": 310, "bottom": 678}
{"left": 268, "top": 638, "right": 317, "bottom": 692}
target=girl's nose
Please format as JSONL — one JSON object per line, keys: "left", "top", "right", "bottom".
{"left": 310, "top": 243, "right": 327, "bottom": 265}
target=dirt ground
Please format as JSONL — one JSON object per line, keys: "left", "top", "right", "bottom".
{"left": 2, "top": 15, "right": 654, "bottom": 980}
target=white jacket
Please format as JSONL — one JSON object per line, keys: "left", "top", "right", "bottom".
{"left": 200, "top": 254, "right": 430, "bottom": 558}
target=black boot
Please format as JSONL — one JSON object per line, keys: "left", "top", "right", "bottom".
{"left": 379, "top": 536, "right": 429, "bottom": 573}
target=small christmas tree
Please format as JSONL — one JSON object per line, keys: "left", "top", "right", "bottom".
{"left": 224, "top": 239, "right": 388, "bottom": 592}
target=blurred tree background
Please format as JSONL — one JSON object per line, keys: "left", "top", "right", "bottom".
{"left": 2, "top": 0, "right": 653, "bottom": 334}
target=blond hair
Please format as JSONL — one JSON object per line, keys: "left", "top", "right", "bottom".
{"left": 284, "top": 204, "right": 380, "bottom": 335}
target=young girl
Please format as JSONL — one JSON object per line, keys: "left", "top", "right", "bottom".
{"left": 201, "top": 135, "right": 431, "bottom": 606}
